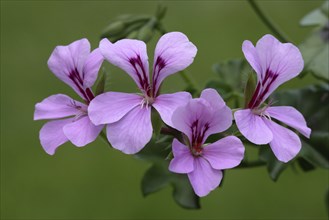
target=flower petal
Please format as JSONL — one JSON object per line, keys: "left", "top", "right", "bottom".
{"left": 88, "top": 92, "right": 143, "bottom": 125}
{"left": 188, "top": 158, "right": 222, "bottom": 197}
{"left": 152, "top": 92, "right": 192, "bottom": 127}
{"left": 47, "top": 39, "right": 90, "bottom": 94}
{"left": 172, "top": 97, "right": 231, "bottom": 144}
{"left": 106, "top": 106, "right": 152, "bottom": 154}
{"left": 234, "top": 109, "right": 273, "bottom": 144}
{"left": 203, "top": 136, "right": 245, "bottom": 170}
{"left": 152, "top": 32, "right": 197, "bottom": 94}
{"left": 200, "top": 89, "right": 233, "bottom": 135}
{"left": 39, "top": 118, "right": 72, "bottom": 155}
{"left": 255, "top": 34, "right": 304, "bottom": 103}
{"left": 265, "top": 120, "right": 301, "bottom": 163}
{"left": 82, "top": 48, "right": 104, "bottom": 88}
{"left": 34, "top": 94, "right": 86, "bottom": 120}
{"left": 171, "top": 99, "right": 210, "bottom": 143}
{"left": 169, "top": 139, "right": 194, "bottom": 174}
{"left": 242, "top": 40, "right": 263, "bottom": 80}
{"left": 267, "top": 106, "right": 311, "bottom": 138}
{"left": 200, "top": 88, "right": 226, "bottom": 110}
{"left": 99, "top": 38, "right": 150, "bottom": 93}
{"left": 63, "top": 116, "right": 103, "bottom": 147}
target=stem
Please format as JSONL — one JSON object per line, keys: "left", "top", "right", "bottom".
{"left": 178, "top": 70, "right": 201, "bottom": 95}
{"left": 247, "top": 0, "right": 291, "bottom": 43}
{"left": 237, "top": 160, "right": 266, "bottom": 169}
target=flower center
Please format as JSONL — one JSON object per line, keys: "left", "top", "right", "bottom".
{"left": 191, "top": 144, "right": 203, "bottom": 156}
{"left": 141, "top": 95, "right": 154, "bottom": 108}
{"left": 252, "top": 106, "right": 271, "bottom": 121}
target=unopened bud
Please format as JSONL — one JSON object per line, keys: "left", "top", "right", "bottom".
{"left": 101, "top": 21, "right": 125, "bottom": 38}
{"left": 137, "top": 25, "right": 154, "bottom": 42}
{"left": 155, "top": 4, "right": 167, "bottom": 20}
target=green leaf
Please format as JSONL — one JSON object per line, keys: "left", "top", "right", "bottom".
{"left": 171, "top": 174, "right": 200, "bottom": 209}
{"left": 244, "top": 72, "right": 256, "bottom": 107}
{"left": 141, "top": 163, "right": 170, "bottom": 196}
{"left": 297, "top": 157, "right": 316, "bottom": 172}
{"left": 210, "top": 59, "right": 251, "bottom": 106}
{"left": 151, "top": 109, "right": 163, "bottom": 137}
{"left": 299, "top": 141, "right": 329, "bottom": 169}
{"left": 138, "top": 138, "right": 200, "bottom": 209}
{"left": 299, "top": 32, "right": 329, "bottom": 81}
{"left": 259, "top": 147, "right": 288, "bottom": 181}
{"left": 299, "top": 1, "right": 329, "bottom": 81}
{"left": 300, "top": 9, "right": 328, "bottom": 27}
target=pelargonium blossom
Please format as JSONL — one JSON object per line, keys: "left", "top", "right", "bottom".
{"left": 234, "top": 34, "right": 311, "bottom": 163}
{"left": 34, "top": 39, "right": 104, "bottom": 155}
{"left": 169, "top": 89, "right": 245, "bottom": 197}
{"left": 88, "top": 32, "right": 197, "bottom": 154}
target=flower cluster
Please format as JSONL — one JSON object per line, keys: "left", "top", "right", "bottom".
{"left": 34, "top": 33, "right": 310, "bottom": 197}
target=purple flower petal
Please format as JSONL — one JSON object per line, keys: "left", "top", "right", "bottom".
{"left": 47, "top": 39, "right": 91, "bottom": 98}
{"left": 34, "top": 94, "right": 86, "bottom": 120}
{"left": 172, "top": 95, "right": 232, "bottom": 145}
{"left": 39, "top": 118, "right": 72, "bottom": 155}
{"left": 242, "top": 40, "right": 263, "bottom": 80}
{"left": 243, "top": 34, "right": 304, "bottom": 107}
{"left": 152, "top": 32, "right": 197, "bottom": 94}
{"left": 234, "top": 109, "right": 273, "bottom": 144}
{"left": 171, "top": 99, "right": 211, "bottom": 143}
{"left": 88, "top": 92, "right": 143, "bottom": 125}
{"left": 203, "top": 136, "right": 244, "bottom": 170}
{"left": 169, "top": 139, "right": 194, "bottom": 174}
{"left": 264, "top": 120, "right": 301, "bottom": 163}
{"left": 152, "top": 92, "right": 192, "bottom": 127}
{"left": 82, "top": 48, "right": 104, "bottom": 88}
{"left": 267, "top": 106, "right": 311, "bottom": 138}
{"left": 99, "top": 38, "right": 150, "bottom": 93}
{"left": 63, "top": 116, "right": 104, "bottom": 147}
{"left": 200, "top": 88, "right": 226, "bottom": 110}
{"left": 188, "top": 158, "right": 223, "bottom": 197}
{"left": 106, "top": 106, "right": 152, "bottom": 154}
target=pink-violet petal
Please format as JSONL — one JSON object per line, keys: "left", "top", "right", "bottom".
{"left": 266, "top": 106, "right": 311, "bottom": 138}
{"left": 63, "top": 116, "right": 104, "bottom": 147}
{"left": 169, "top": 139, "right": 194, "bottom": 174}
{"left": 152, "top": 92, "right": 192, "bottom": 127}
{"left": 188, "top": 158, "right": 223, "bottom": 197}
{"left": 99, "top": 38, "right": 150, "bottom": 93}
{"left": 203, "top": 136, "right": 245, "bottom": 170}
{"left": 88, "top": 92, "right": 143, "bottom": 125}
{"left": 152, "top": 32, "right": 197, "bottom": 94}
{"left": 39, "top": 118, "right": 72, "bottom": 155}
{"left": 265, "top": 120, "right": 302, "bottom": 163}
{"left": 34, "top": 94, "right": 86, "bottom": 120}
{"left": 234, "top": 109, "right": 273, "bottom": 144}
{"left": 106, "top": 106, "right": 152, "bottom": 154}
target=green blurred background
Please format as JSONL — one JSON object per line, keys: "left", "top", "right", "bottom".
{"left": 1, "top": 0, "right": 328, "bottom": 219}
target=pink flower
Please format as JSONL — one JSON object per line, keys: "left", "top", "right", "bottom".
{"left": 169, "top": 89, "right": 245, "bottom": 197}
{"left": 88, "top": 32, "right": 197, "bottom": 154}
{"left": 234, "top": 34, "right": 311, "bottom": 162}
{"left": 34, "top": 39, "right": 104, "bottom": 155}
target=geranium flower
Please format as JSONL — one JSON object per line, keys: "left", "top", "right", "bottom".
{"left": 88, "top": 32, "right": 197, "bottom": 154}
{"left": 168, "top": 89, "right": 245, "bottom": 197}
{"left": 169, "top": 89, "right": 244, "bottom": 196}
{"left": 234, "top": 34, "right": 311, "bottom": 162}
{"left": 34, "top": 39, "right": 104, "bottom": 155}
